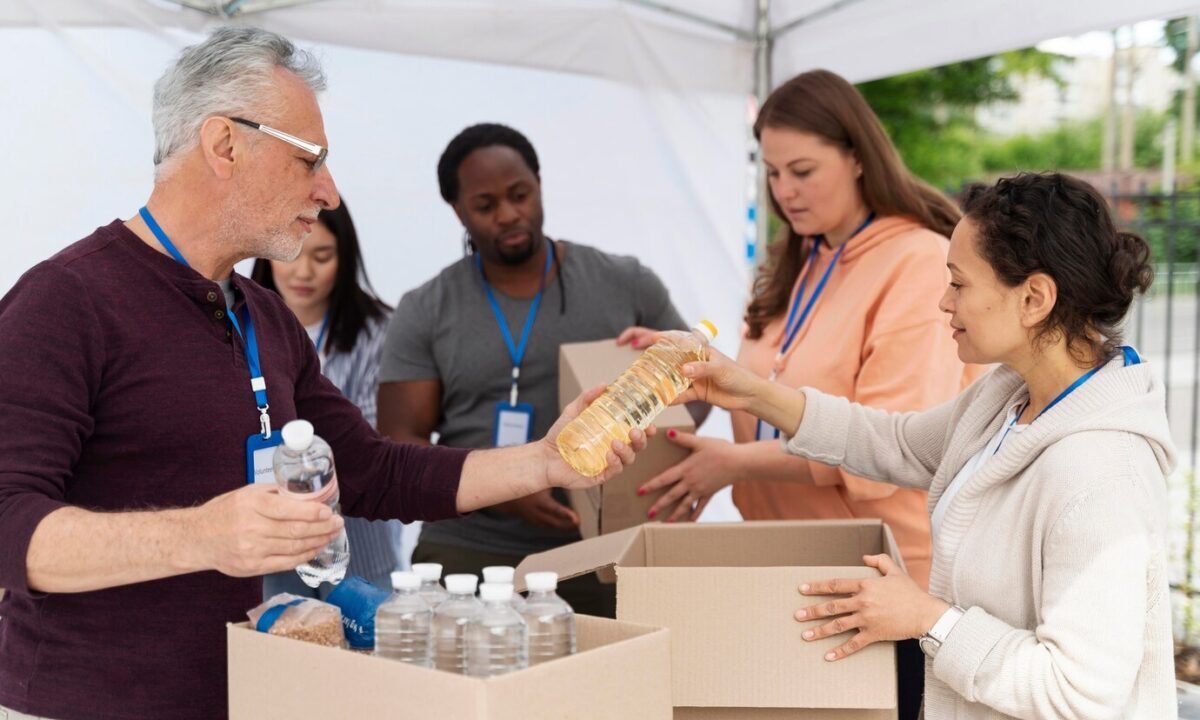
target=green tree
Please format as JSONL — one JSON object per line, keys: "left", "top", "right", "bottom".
{"left": 1163, "top": 16, "right": 1200, "bottom": 174}
{"left": 976, "top": 109, "right": 1168, "bottom": 177}
{"left": 979, "top": 118, "right": 1102, "bottom": 173}
{"left": 1165, "top": 17, "right": 1192, "bottom": 73}
{"left": 857, "top": 49, "right": 1064, "bottom": 188}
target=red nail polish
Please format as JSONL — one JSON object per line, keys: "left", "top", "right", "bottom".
{"left": 637, "top": 488, "right": 646, "bottom": 497}
{"left": 667, "top": 429, "right": 677, "bottom": 439}
{"left": 647, "top": 509, "right": 657, "bottom": 519}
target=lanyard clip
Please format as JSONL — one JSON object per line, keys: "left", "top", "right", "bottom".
{"left": 510, "top": 367, "right": 520, "bottom": 407}
{"left": 258, "top": 405, "right": 271, "bottom": 439}
{"left": 769, "top": 355, "right": 784, "bottom": 382}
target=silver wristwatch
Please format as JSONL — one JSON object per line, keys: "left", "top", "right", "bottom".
{"left": 919, "top": 605, "right": 965, "bottom": 659}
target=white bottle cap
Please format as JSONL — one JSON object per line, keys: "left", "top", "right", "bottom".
{"left": 391, "top": 571, "right": 421, "bottom": 591}
{"left": 444, "top": 574, "right": 479, "bottom": 595}
{"left": 524, "top": 571, "right": 559, "bottom": 593}
{"left": 281, "top": 419, "right": 315, "bottom": 452}
{"left": 482, "top": 566, "right": 515, "bottom": 584}
{"left": 479, "top": 582, "right": 514, "bottom": 603}
{"left": 412, "top": 563, "right": 443, "bottom": 581}
{"left": 692, "top": 320, "right": 718, "bottom": 343}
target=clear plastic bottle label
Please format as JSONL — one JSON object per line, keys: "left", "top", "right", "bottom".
{"left": 277, "top": 473, "right": 339, "bottom": 503}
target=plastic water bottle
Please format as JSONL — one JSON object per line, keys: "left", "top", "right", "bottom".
{"left": 274, "top": 419, "right": 349, "bottom": 587}
{"left": 466, "top": 583, "right": 529, "bottom": 677}
{"left": 412, "top": 563, "right": 450, "bottom": 608}
{"left": 374, "top": 571, "right": 432, "bottom": 667}
{"left": 432, "top": 574, "right": 482, "bottom": 674}
{"left": 556, "top": 320, "right": 718, "bottom": 476}
{"left": 522, "top": 571, "right": 576, "bottom": 664}
{"left": 482, "top": 566, "right": 526, "bottom": 611}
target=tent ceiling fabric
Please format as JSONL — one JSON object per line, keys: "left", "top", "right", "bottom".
{"left": 771, "top": 0, "right": 1200, "bottom": 84}
{"left": 7, "top": 0, "right": 1200, "bottom": 92}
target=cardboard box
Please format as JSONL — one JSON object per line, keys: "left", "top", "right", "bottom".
{"left": 515, "top": 520, "right": 903, "bottom": 719}
{"left": 558, "top": 338, "right": 696, "bottom": 539}
{"left": 228, "top": 614, "right": 672, "bottom": 719}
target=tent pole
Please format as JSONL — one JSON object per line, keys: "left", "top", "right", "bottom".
{"left": 752, "top": 0, "right": 772, "bottom": 271}
{"left": 160, "top": 0, "right": 323, "bottom": 18}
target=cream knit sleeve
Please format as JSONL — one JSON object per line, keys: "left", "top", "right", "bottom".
{"left": 782, "top": 385, "right": 964, "bottom": 490}
{"left": 931, "top": 435, "right": 1171, "bottom": 719}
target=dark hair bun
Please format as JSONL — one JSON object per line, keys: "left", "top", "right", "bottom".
{"left": 1111, "top": 231, "right": 1154, "bottom": 298}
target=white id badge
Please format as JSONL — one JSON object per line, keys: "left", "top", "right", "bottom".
{"left": 493, "top": 402, "right": 534, "bottom": 447}
{"left": 246, "top": 430, "right": 283, "bottom": 485}
{"left": 756, "top": 418, "right": 781, "bottom": 443}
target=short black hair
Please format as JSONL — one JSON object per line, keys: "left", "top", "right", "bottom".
{"left": 961, "top": 172, "right": 1154, "bottom": 363}
{"left": 437, "top": 123, "right": 540, "bottom": 204}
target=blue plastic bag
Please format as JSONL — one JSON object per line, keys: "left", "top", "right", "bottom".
{"left": 325, "top": 575, "right": 391, "bottom": 650}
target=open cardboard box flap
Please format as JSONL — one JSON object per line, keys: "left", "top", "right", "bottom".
{"left": 516, "top": 520, "right": 905, "bottom": 591}
{"left": 514, "top": 524, "right": 643, "bottom": 591}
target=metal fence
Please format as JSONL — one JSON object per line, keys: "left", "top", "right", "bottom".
{"left": 1111, "top": 188, "right": 1200, "bottom": 647}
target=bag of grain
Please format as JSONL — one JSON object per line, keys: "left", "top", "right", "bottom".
{"left": 247, "top": 593, "right": 344, "bottom": 648}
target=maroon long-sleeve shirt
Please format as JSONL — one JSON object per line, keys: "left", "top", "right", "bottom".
{"left": 0, "top": 221, "right": 469, "bottom": 719}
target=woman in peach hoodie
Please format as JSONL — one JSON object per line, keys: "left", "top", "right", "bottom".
{"left": 624, "top": 69, "right": 977, "bottom": 720}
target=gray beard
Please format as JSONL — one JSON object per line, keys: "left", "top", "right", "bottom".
{"left": 220, "top": 195, "right": 303, "bottom": 263}
{"left": 259, "top": 226, "right": 302, "bottom": 262}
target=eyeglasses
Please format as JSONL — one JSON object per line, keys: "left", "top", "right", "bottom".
{"left": 230, "top": 117, "right": 328, "bottom": 173}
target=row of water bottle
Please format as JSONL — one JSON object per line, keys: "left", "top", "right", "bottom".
{"left": 374, "top": 563, "right": 576, "bottom": 676}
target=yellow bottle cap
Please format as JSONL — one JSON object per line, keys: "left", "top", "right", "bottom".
{"left": 695, "top": 319, "right": 719, "bottom": 341}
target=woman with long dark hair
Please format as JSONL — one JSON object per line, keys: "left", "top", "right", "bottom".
{"left": 252, "top": 200, "right": 397, "bottom": 597}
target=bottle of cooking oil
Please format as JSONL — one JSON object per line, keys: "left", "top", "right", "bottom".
{"left": 555, "top": 320, "right": 717, "bottom": 477}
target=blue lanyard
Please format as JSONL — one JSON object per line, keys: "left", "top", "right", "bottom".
{"left": 476, "top": 239, "right": 555, "bottom": 406}
{"left": 994, "top": 345, "right": 1142, "bottom": 455}
{"left": 314, "top": 310, "right": 330, "bottom": 352}
{"left": 773, "top": 212, "right": 874, "bottom": 376}
{"left": 139, "top": 206, "right": 272, "bottom": 438}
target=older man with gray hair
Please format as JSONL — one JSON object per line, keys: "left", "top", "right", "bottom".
{"left": 0, "top": 27, "right": 643, "bottom": 720}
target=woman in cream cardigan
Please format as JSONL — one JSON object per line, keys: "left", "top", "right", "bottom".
{"left": 676, "top": 172, "right": 1176, "bottom": 719}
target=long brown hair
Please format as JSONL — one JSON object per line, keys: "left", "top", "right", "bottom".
{"left": 744, "top": 69, "right": 961, "bottom": 339}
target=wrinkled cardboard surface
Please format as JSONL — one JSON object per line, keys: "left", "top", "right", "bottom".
{"left": 228, "top": 614, "right": 672, "bottom": 719}
{"left": 515, "top": 520, "right": 902, "bottom": 713}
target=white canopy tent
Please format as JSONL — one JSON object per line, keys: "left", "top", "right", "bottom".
{"left": 9, "top": 0, "right": 1200, "bottom": 90}
{"left": 7, "top": 0, "right": 1200, "bottom": 304}
{"left": 3, "top": 1, "right": 1199, "bottom": 527}
{"left": 7, "top": 0, "right": 1200, "bottom": 310}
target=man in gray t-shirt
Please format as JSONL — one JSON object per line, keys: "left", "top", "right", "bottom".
{"left": 377, "top": 124, "right": 687, "bottom": 616}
